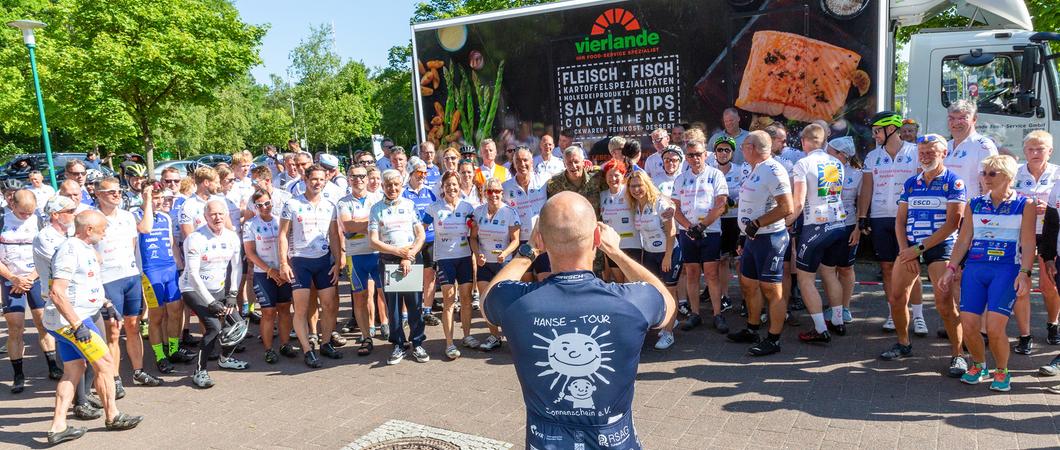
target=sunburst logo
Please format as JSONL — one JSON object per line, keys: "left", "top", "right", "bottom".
{"left": 533, "top": 326, "right": 615, "bottom": 409}
{"left": 575, "top": 8, "right": 660, "bottom": 55}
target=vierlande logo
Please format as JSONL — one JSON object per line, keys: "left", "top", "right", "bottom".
{"left": 574, "top": 8, "right": 660, "bottom": 55}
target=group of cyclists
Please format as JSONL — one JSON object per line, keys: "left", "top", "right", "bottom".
{"left": 3, "top": 99, "right": 1060, "bottom": 445}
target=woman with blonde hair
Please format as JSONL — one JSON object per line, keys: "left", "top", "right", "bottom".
{"left": 939, "top": 154, "right": 1035, "bottom": 392}
{"left": 468, "top": 177, "right": 520, "bottom": 351}
{"left": 626, "top": 169, "right": 680, "bottom": 349}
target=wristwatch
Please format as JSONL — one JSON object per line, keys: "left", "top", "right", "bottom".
{"left": 516, "top": 243, "right": 538, "bottom": 261}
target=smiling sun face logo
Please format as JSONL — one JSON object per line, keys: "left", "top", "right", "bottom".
{"left": 533, "top": 326, "right": 615, "bottom": 408}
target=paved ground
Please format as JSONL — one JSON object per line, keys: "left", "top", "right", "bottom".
{"left": 1, "top": 263, "right": 1059, "bottom": 449}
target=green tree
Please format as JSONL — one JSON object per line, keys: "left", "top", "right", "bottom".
{"left": 55, "top": 0, "right": 266, "bottom": 170}
{"left": 413, "top": 0, "right": 555, "bottom": 22}
{"left": 289, "top": 24, "right": 379, "bottom": 152}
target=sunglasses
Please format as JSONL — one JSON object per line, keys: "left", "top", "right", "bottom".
{"left": 651, "top": 137, "right": 666, "bottom": 143}
{"left": 715, "top": 148, "right": 733, "bottom": 153}
{"left": 163, "top": 179, "right": 181, "bottom": 184}
{"left": 980, "top": 170, "right": 1003, "bottom": 178}
{"left": 686, "top": 152, "right": 705, "bottom": 158}
{"left": 664, "top": 157, "right": 683, "bottom": 163}
{"left": 350, "top": 174, "right": 367, "bottom": 180}
{"left": 255, "top": 201, "right": 272, "bottom": 208}
{"left": 485, "top": 189, "right": 503, "bottom": 194}
{"left": 97, "top": 189, "right": 120, "bottom": 195}
{"left": 917, "top": 135, "right": 944, "bottom": 144}
{"left": 67, "top": 171, "right": 86, "bottom": 176}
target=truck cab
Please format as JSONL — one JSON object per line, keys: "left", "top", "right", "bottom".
{"left": 898, "top": 0, "right": 1059, "bottom": 158}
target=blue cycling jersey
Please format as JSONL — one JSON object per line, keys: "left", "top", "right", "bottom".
{"left": 898, "top": 169, "right": 966, "bottom": 245}
{"left": 402, "top": 185, "right": 438, "bottom": 243}
{"left": 484, "top": 271, "right": 665, "bottom": 449}
{"left": 967, "top": 193, "right": 1028, "bottom": 266}
{"left": 132, "top": 209, "right": 176, "bottom": 271}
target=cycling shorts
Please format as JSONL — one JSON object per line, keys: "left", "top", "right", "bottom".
{"left": 643, "top": 249, "right": 682, "bottom": 286}
{"left": 679, "top": 232, "right": 721, "bottom": 264}
{"left": 103, "top": 275, "right": 143, "bottom": 318}
{"left": 740, "top": 230, "right": 789, "bottom": 283}
{"left": 959, "top": 263, "right": 1018, "bottom": 316}
{"left": 837, "top": 225, "right": 858, "bottom": 268}
{"left": 143, "top": 266, "right": 181, "bottom": 308}
{"left": 420, "top": 241, "right": 435, "bottom": 268}
{"left": 795, "top": 223, "right": 848, "bottom": 272}
{"left": 1, "top": 279, "right": 43, "bottom": 314}
{"left": 476, "top": 262, "right": 504, "bottom": 283}
{"left": 349, "top": 253, "right": 381, "bottom": 293}
{"left": 869, "top": 217, "right": 899, "bottom": 262}
{"left": 48, "top": 320, "right": 105, "bottom": 363}
{"left": 907, "top": 240, "right": 953, "bottom": 265}
{"left": 436, "top": 256, "right": 474, "bottom": 285}
{"left": 253, "top": 272, "right": 292, "bottom": 308}
{"left": 291, "top": 254, "right": 335, "bottom": 291}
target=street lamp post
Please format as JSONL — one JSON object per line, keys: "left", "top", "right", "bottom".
{"left": 7, "top": 20, "right": 57, "bottom": 189}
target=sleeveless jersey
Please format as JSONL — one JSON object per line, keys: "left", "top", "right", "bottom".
{"left": 967, "top": 193, "right": 1027, "bottom": 266}
{"left": 132, "top": 209, "right": 176, "bottom": 272}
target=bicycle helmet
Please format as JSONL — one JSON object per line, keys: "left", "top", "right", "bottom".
{"left": 219, "top": 314, "right": 249, "bottom": 347}
{"left": 713, "top": 136, "right": 737, "bottom": 152}
{"left": 1, "top": 178, "right": 24, "bottom": 192}
{"left": 459, "top": 144, "right": 477, "bottom": 155}
{"left": 86, "top": 169, "right": 105, "bottom": 185}
{"left": 124, "top": 163, "right": 147, "bottom": 178}
{"left": 870, "top": 111, "right": 904, "bottom": 129}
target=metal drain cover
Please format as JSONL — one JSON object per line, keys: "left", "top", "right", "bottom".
{"left": 345, "top": 420, "right": 513, "bottom": 450}
{"left": 360, "top": 437, "right": 460, "bottom": 450}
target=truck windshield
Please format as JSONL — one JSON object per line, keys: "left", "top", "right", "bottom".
{"left": 941, "top": 54, "right": 1023, "bottom": 116}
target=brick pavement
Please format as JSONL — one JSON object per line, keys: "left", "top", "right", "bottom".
{"left": 1, "top": 266, "right": 1058, "bottom": 449}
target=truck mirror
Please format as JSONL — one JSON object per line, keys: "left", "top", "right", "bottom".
{"left": 958, "top": 49, "right": 994, "bottom": 67}
{"left": 1016, "top": 44, "right": 1041, "bottom": 114}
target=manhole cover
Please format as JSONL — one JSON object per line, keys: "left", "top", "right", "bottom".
{"left": 361, "top": 437, "right": 460, "bottom": 450}
{"left": 345, "top": 420, "right": 513, "bottom": 450}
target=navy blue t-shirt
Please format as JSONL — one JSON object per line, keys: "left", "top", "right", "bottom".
{"left": 485, "top": 271, "right": 665, "bottom": 450}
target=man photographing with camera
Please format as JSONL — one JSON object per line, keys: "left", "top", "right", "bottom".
{"left": 482, "top": 191, "right": 674, "bottom": 450}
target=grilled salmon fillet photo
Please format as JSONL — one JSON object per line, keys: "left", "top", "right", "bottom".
{"left": 736, "top": 30, "right": 862, "bottom": 122}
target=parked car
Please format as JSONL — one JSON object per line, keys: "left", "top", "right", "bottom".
{"left": 153, "top": 160, "right": 195, "bottom": 178}
{"left": 0, "top": 153, "right": 115, "bottom": 183}
{"left": 188, "top": 154, "right": 232, "bottom": 171}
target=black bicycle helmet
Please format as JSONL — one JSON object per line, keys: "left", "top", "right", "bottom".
{"left": 1, "top": 178, "right": 24, "bottom": 191}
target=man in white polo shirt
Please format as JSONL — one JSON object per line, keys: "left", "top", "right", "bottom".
{"left": 944, "top": 99, "right": 998, "bottom": 196}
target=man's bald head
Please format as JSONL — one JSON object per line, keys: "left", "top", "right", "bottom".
{"left": 60, "top": 179, "right": 80, "bottom": 197}
{"left": 11, "top": 189, "right": 36, "bottom": 210}
{"left": 538, "top": 192, "right": 597, "bottom": 258}
{"left": 75, "top": 209, "right": 106, "bottom": 233}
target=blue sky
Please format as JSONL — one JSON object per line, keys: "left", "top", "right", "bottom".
{"left": 233, "top": 0, "right": 420, "bottom": 83}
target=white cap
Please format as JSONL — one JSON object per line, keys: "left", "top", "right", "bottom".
{"left": 827, "top": 136, "right": 856, "bottom": 158}
{"left": 319, "top": 153, "right": 339, "bottom": 169}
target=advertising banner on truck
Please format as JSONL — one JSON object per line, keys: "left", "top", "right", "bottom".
{"left": 412, "top": 0, "right": 884, "bottom": 159}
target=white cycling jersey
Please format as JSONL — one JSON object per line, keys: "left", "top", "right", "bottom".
{"left": 712, "top": 162, "right": 749, "bottom": 219}
{"left": 42, "top": 237, "right": 106, "bottom": 330}
{"left": 841, "top": 164, "right": 863, "bottom": 226}
{"left": 652, "top": 171, "right": 679, "bottom": 199}
{"left": 791, "top": 149, "right": 846, "bottom": 225}
{"left": 532, "top": 155, "right": 565, "bottom": 178}
{"left": 337, "top": 191, "right": 382, "bottom": 256}
{"left": 1015, "top": 163, "right": 1059, "bottom": 234}
{"left": 601, "top": 186, "right": 641, "bottom": 249}
{"left": 946, "top": 131, "right": 998, "bottom": 196}
{"left": 0, "top": 210, "right": 40, "bottom": 277}
{"left": 178, "top": 193, "right": 226, "bottom": 233}
{"left": 368, "top": 197, "right": 420, "bottom": 249}
{"left": 738, "top": 157, "right": 791, "bottom": 235}
{"left": 864, "top": 141, "right": 919, "bottom": 218}
{"left": 472, "top": 204, "right": 521, "bottom": 261}
{"left": 280, "top": 194, "right": 337, "bottom": 259}
{"left": 33, "top": 225, "right": 68, "bottom": 299}
{"left": 633, "top": 197, "right": 675, "bottom": 253}
{"left": 502, "top": 173, "right": 549, "bottom": 239}
{"left": 179, "top": 226, "right": 241, "bottom": 293}
{"left": 242, "top": 215, "right": 281, "bottom": 274}
{"left": 671, "top": 165, "right": 729, "bottom": 232}
{"left": 427, "top": 199, "right": 475, "bottom": 260}
{"left": 96, "top": 208, "right": 140, "bottom": 283}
